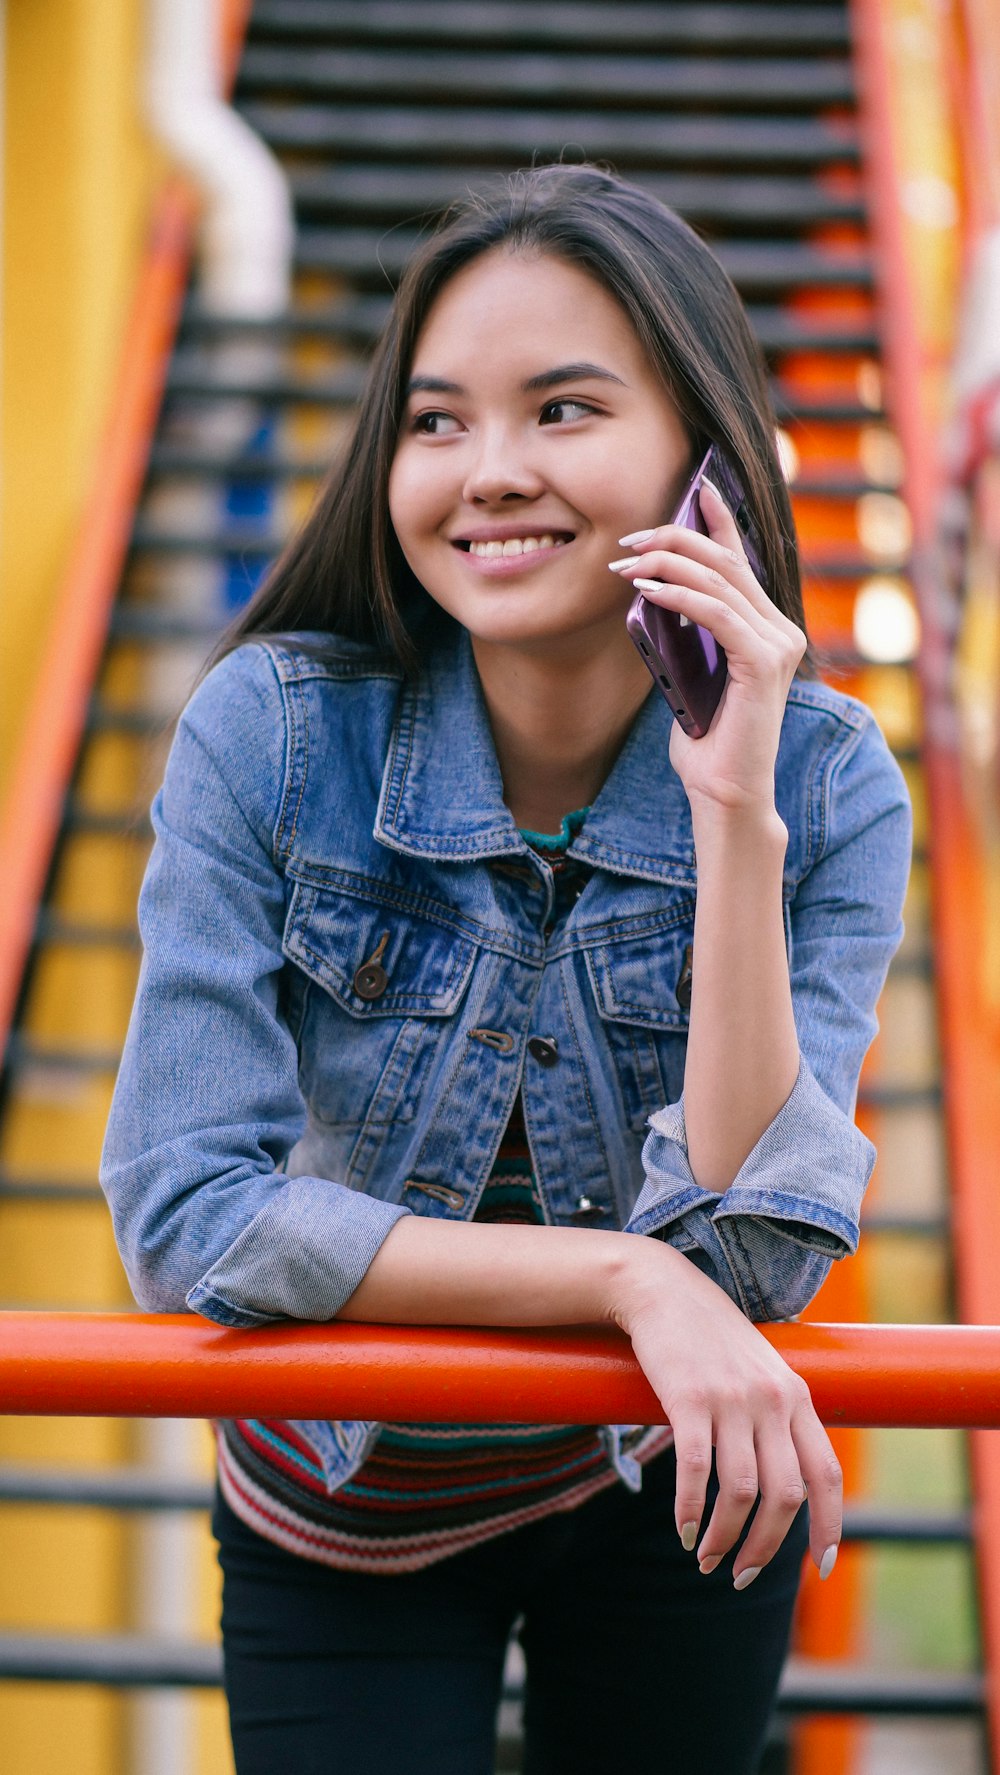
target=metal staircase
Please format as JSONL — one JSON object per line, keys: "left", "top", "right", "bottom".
{"left": 0, "top": 3, "right": 982, "bottom": 1771}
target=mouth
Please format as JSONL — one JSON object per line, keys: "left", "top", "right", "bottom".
{"left": 451, "top": 531, "right": 575, "bottom": 560}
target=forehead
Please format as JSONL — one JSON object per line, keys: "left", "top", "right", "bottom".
{"left": 410, "top": 249, "right": 652, "bottom": 379}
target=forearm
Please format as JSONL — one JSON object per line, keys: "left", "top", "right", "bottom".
{"left": 339, "top": 1215, "right": 662, "bottom": 1329}
{"left": 684, "top": 800, "right": 800, "bottom": 1194}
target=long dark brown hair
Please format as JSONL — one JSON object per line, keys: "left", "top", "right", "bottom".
{"left": 219, "top": 163, "right": 812, "bottom": 673}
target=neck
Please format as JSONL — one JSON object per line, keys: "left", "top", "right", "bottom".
{"left": 471, "top": 632, "right": 651, "bottom": 834}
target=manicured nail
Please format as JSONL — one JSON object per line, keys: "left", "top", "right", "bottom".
{"left": 680, "top": 1521, "right": 699, "bottom": 1552}
{"left": 819, "top": 1544, "right": 838, "bottom": 1581}
{"left": 618, "top": 528, "right": 655, "bottom": 547}
{"left": 608, "top": 555, "right": 642, "bottom": 572}
{"left": 701, "top": 478, "right": 727, "bottom": 505}
{"left": 733, "top": 1566, "right": 761, "bottom": 1592}
{"left": 698, "top": 1554, "right": 721, "bottom": 1576}
{"left": 632, "top": 578, "right": 666, "bottom": 594}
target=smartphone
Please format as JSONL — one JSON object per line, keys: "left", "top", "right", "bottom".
{"left": 626, "top": 444, "right": 764, "bottom": 738}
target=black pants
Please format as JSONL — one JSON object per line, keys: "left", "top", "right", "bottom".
{"left": 214, "top": 1451, "right": 808, "bottom": 1775}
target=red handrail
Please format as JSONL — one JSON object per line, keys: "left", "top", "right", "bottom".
{"left": 0, "top": 1316, "right": 998, "bottom": 1426}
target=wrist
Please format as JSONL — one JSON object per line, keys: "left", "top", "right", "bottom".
{"left": 689, "top": 796, "right": 788, "bottom": 854}
{"left": 606, "top": 1234, "right": 684, "bottom": 1337}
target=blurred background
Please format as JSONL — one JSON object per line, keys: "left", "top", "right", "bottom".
{"left": 1, "top": 0, "right": 999, "bottom": 1770}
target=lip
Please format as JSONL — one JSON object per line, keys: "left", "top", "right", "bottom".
{"left": 454, "top": 537, "right": 573, "bottom": 577}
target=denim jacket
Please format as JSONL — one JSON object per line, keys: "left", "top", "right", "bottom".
{"left": 101, "top": 623, "right": 912, "bottom": 1491}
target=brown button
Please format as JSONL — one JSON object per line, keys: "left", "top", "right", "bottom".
{"left": 354, "top": 961, "right": 388, "bottom": 1000}
{"left": 572, "top": 1194, "right": 605, "bottom": 1223}
{"left": 528, "top": 1035, "right": 559, "bottom": 1067}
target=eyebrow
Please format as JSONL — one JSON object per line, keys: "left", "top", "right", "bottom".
{"left": 404, "top": 362, "right": 626, "bottom": 399}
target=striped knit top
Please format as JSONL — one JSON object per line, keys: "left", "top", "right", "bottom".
{"left": 216, "top": 810, "right": 672, "bottom": 1571}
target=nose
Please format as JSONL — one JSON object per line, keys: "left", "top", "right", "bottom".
{"left": 461, "top": 424, "right": 545, "bottom": 505}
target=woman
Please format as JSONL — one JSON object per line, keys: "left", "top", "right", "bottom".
{"left": 102, "top": 165, "right": 912, "bottom": 1774}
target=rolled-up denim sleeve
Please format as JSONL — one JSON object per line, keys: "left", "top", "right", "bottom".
{"left": 624, "top": 708, "right": 912, "bottom": 1321}
{"left": 100, "top": 645, "right": 410, "bottom": 1328}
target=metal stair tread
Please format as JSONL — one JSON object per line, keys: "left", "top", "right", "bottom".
{"left": 292, "top": 225, "right": 874, "bottom": 291}
{"left": 4, "top": 1036, "right": 125, "bottom": 1076}
{"left": 34, "top": 910, "right": 141, "bottom": 948}
{"left": 0, "top": 1466, "right": 970, "bottom": 1545}
{"left": 237, "top": 47, "right": 856, "bottom": 110}
{"left": 286, "top": 163, "right": 865, "bottom": 228}
{"left": 240, "top": 101, "right": 860, "bottom": 165}
{"left": 247, "top": 2, "right": 852, "bottom": 53}
{"left": 0, "top": 1630, "right": 981, "bottom": 1712}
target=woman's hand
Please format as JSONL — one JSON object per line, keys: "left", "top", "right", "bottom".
{"left": 613, "top": 481, "right": 806, "bottom": 814}
{"left": 616, "top": 1237, "right": 842, "bottom": 1588}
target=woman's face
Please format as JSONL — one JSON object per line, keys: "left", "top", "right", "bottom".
{"left": 388, "top": 248, "right": 693, "bottom": 660}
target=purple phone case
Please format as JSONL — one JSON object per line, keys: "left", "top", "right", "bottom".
{"left": 626, "top": 445, "right": 761, "bottom": 738}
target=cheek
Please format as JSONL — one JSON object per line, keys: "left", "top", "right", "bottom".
{"left": 388, "top": 448, "right": 453, "bottom": 549}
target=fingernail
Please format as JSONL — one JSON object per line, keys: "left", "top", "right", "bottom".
{"left": 701, "top": 478, "right": 727, "bottom": 505}
{"left": 632, "top": 578, "right": 666, "bottom": 594}
{"left": 608, "top": 555, "right": 642, "bottom": 572}
{"left": 618, "top": 529, "right": 655, "bottom": 546}
{"left": 819, "top": 1544, "right": 838, "bottom": 1581}
{"left": 680, "top": 1521, "right": 698, "bottom": 1552}
{"left": 698, "top": 1554, "right": 721, "bottom": 1576}
{"left": 733, "top": 1566, "right": 761, "bottom": 1592}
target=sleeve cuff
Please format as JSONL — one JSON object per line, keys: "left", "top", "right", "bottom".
{"left": 624, "top": 1058, "right": 875, "bottom": 1319}
{"left": 186, "top": 1177, "right": 411, "bottom": 1327}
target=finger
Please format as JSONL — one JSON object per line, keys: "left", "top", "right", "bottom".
{"left": 731, "top": 1426, "right": 807, "bottom": 1586}
{"left": 670, "top": 1409, "right": 714, "bottom": 1552}
{"left": 792, "top": 1403, "right": 843, "bottom": 1578}
{"left": 629, "top": 578, "right": 785, "bottom": 674}
{"left": 696, "top": 1420, "right": 759, "bottom": 1573}
{"left": 621, "top": 549, "right": 774, "bottom": 640}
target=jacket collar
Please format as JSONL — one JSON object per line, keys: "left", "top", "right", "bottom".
{"left": 374, "top": 626, "right": 697, "bottom": 887}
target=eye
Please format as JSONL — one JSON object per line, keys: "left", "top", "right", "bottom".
{"left": 410, "top": 410, "right": 463, "bottom": 436}
{"left": 539, "top": 398, "right": 596, "bottom": 426}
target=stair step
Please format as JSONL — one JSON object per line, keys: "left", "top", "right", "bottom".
{"left": 4, "top": 1037, "right": 123, "bottom": 1077}
{"left": 108, "top": 604, "right": 221, "bottom": 644}
{"left": 247, "top": 2, "right": 852, "bottom": 54}
{"left": 856, "top": 1081, "right": 943, "bottom": 1111}
{"left": 62, "top": 798, "right": 153, "bottom": 838}
{"left": 0, "top": 1174, "right": 104, "bottom": 1203}
{"left": 238, "top": 48, "right": 855, "bottom": 111}
{"left": 860, "top": 1211, "right": 949, "bottom": 1238}
{"left": 0, "top": 1464, "right": 213, "bottom": 1511}
{"left": 0, "top": 1466, "right": 970, "bottom": 1544}
{"left": 292, "top": 226, "right": 873, "bottom": 293}
{"left": 0, "top": 1631, "right": 981, "bottom": 1713}
{"left": 778, "top": 1659, "right": 984, "bottom": 1717}
{"left": 34, "top": 911, "right": 141, "bottom": 949}
{"left": 241, "top": 102, "right": 860, "bottom": 168}
{"left": 177, "top": 297, "right": 879, "bottom": 356}
{"left": 286, "top": 163, "right": 864, "bottom": 230}
{"left": 85, "top": 699, "right": 172, "bottom": 738}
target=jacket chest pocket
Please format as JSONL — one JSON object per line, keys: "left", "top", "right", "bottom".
{"left": 585, "top": 918, "right": 694, "bottom": 1128}
{"left": 283, "top": 882, "right": 477, "bottom": 1129}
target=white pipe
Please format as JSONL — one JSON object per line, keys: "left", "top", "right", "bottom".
{"left": 146, "top": 0, "right": 293, "bottom": 316}
{"left": 130, "top": 1419, "right": 203, "bottom": 1775}
{"left": 952, "top": 225, "right": 1000, "bottom": 412}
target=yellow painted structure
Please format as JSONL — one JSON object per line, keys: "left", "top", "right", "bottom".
{"left": 0, "top": 5, "right": 232, "bottom": 1770}
{"left": 0, "top": 0, "right": 162, "bottom": 801}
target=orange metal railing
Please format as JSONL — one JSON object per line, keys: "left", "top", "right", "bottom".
{"left": 0, "top": 1316, "right": 999, "bottom": 1427}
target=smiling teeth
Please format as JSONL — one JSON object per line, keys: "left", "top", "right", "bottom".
{"left": 469, "top": 534, "right": 564, "bottom": 557}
